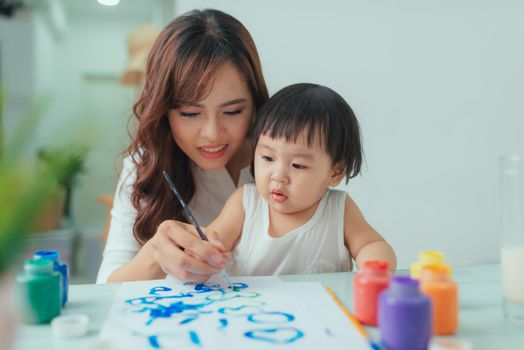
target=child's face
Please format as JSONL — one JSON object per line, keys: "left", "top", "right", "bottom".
{"left": 167, "top": 63, "right": 253, "bottom": 170}
{"left": 254, "top": 131, "right": 343, "bottom": 215}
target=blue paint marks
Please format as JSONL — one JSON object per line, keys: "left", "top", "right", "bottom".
{"left": 180, "top": 316, "right": 198, "bottom": 325}
{"left": 149, "top": 286, "right": 172, "bottom": 295}
{"left": 244, "top": 327, "right": 304, "bottom": 344}
{"left": 124, "top": 282, "right": 305, "bottom": 348}
{"left": 148, "top": 335, "right": 160, "bottom": 348}
{"left": 194, "top": 283, "right": 217, "bottom": 292}
{"left": 247, "top": 311, "right": 295, "bottom": 324}
{"left": 370, "top": 341, "right": 382, "bottom": 350}
{"left": 146, "top": 300, "right": 210, "bottom": 325}
{"left": 189, "top": 331, "right": 201, "bottom": 346}
{"left": 218, "top": 305, "right": 249, "bottom": 314}
{"left": 218, "top": 318, "right": 228, "bottom": 330}
{"left": 230, "top": 282, "right": 248, "bottom": 292}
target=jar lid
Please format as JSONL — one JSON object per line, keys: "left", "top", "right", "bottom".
{"left": 51, "top": 314, "right": 89, "bottom": 338}
{"left": 363, "top": 260, "right": 389, "bottom": 272}
{"left": 33, "top": 250, "right": 60, "bottom": 261}
{"left": 430, "top": 337, "right": 473, "bottom": 350}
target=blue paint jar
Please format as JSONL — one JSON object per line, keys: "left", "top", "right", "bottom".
{"left": 33, "top": 250, "right": 68, "bottom": 306}
{"left": 16, "top": 258, "right": 61, "bottom": 324}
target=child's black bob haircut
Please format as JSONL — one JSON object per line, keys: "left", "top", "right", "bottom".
{"left": 251, "top": 83, "right": 362, "bottom": 183}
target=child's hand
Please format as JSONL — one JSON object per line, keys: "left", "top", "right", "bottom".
{"left": 148, "top": 220, "right": 229, "bottom": 282}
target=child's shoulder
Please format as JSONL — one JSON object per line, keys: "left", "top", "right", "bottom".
{"left": 326, "top": 188, "right": 349, "bottom": 201}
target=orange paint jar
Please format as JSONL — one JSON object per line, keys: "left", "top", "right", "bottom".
{"left": 352, "top": 260, "right": 390, "bottom": 326}
{"left": 420, "top": 264, "right": 458, "bottom": 335}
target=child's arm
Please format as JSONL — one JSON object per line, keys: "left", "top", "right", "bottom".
{"left": 207, "top": 186, "right": 245, "bottom": 252}
{"left": 343, "top": 194, "right": 397, "bottom": 272}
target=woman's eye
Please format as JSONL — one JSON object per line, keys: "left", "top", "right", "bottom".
{"left": 179, "top": 111, "right": 199, "bottom": 118}
{"left": 223, "top": 109, "right": 243, "bottom": 116}
{"left": 261, "top": 155, "right": 273, "bottom": 162}
{"left": 292, "top": 163, "right": 307, "bottom": 169}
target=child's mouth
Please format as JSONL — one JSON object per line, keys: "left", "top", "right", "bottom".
{"left": 271, "top": 190, "right": 288, "bottom": 203}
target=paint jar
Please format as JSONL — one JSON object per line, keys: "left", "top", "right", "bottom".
{"left": 379, "top": 276, "right": 431, "bottom": 350}
{"left": 410, "top": 251, "right": 452, "bottom": 279}
{"left": 33, "top": 250, "right": 69, "bottom": 306}
{"left": 420, "top": 264, "right": 458, "bottom": 335}
{"left": 352, "top": 260, "right": 390, "bottom": 326}
{"left": 500, "top": 155, "right": 524, "bottom": 322}
{"left": 16, "top": 258, "right": 61, "bottom": 324}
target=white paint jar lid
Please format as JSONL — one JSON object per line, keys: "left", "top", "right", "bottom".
{"left": 51, "top": 314, "right": 90, "bottom": 338}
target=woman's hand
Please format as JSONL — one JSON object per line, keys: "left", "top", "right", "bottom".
{"left": 147, "top": 220, "right": 229, "bottom": 282}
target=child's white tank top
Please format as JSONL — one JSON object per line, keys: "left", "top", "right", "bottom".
{"left": 227, "top": 183, "right": 352, "bottom": 276}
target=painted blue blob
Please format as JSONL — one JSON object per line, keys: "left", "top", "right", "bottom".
{"left": 180, "top": 317, "right": 197, "bottom": 325}
{"left": 194, "top": 283, "right": 222, "bottom": 293}
{"left": 218, "top": 305, "right": 245, "bottom": 314}
{"left": 145, "top": 301, "right": 210, "bottom": 325}
{"left": 148, "top": 335, "right": 160, "bottom": 348}
{"left": 230, "top": 282, "right": 248, "bottom": 292}
{"left": 244, "top": 327, "right": 304, "bottom": 344}
{"left": 189, "top": 331, "right": 201, "bottom": 345}
{"left": 149, "top": 286, "right": 172, "bottom": 295}
{"left": 151, "top": 301, "right": 205, "bottom": 317}
{"left": 370, "top": 341, "right": 382, "bottom": 350}
{"left": 218, "top": 318, "right": 228, "bottom": 329}
{"left": 126, "top": 292, "right": 195, "bottom": 307}
{"left": 247, "top": 311, "right": 295, "bottom": 324}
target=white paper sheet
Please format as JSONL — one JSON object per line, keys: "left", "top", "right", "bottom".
{"left": 99, "top": 276, "right": 370, "bottom": 350}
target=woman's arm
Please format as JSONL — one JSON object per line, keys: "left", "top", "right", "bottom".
{"left": 343, "top": 195, "right": 397, "bottom": 272}
{"left": 106, "top": 220, "right": 227, "bottom": 283}
{"left": 97, "top": 156, "right": 144, "bottom": 283}
{"left": 98, "top": 157, "right": 227, "bottom": 283}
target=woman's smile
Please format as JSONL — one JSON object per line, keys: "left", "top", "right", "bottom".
{"left": 198, "top": 144, "right": 228, "bottom": 159}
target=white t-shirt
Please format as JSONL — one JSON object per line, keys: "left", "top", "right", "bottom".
{"left": 96, "top": 156, "right": 254, "bottom": 283}
{"left": 227, "top": 183, "right": 352, "bottom": 276}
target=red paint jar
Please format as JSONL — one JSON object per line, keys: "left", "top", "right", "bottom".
{"left": 352, "top": 260, "right": 390, "bottom": 326}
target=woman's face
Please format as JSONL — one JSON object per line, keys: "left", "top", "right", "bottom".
{"left": 168, "top": 63, "right": 253, "bottom": 170}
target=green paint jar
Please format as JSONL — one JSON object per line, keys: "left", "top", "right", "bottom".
{"left": 16, "top": 258, "right": 61, "bottom": 324}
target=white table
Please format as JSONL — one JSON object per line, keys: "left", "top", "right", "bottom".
{"left": 13, "top": 264, "right": 524, "bottom": 350}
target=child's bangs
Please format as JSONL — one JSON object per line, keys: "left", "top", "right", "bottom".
{"left": 259, "top": 103, "right": 329, "bottom": 149}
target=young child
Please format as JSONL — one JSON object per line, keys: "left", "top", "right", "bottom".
{"left": 207, "top": 83, "right": 396, "bottom": 275}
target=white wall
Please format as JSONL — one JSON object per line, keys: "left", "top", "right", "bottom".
{"left": 175, "top": 0, "right": 524, "bottom": 268}
{"left": 1, "top": 8, "right": 144, "bottom": 228}
{"left": 0, "top": 11, "right": 37, "bottom": 157}
{"left": 41, "top": 17, "right": 144, "bottom": 227}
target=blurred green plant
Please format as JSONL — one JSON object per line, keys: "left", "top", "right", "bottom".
{"left": 0, "top": 87, "right": 4, "bottom": 158}
{"left": 37, "top": 146, "right": 88, "bottom": 189}
{"left": 37, "top": 145, "right": 88, "bottom": 218}
{"left": 0, "top": 89, "right": 69, "bottom": 275}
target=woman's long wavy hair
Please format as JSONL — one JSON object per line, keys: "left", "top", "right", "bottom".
{"left": 127, "top": 9, "right": 269, "bottom": 244}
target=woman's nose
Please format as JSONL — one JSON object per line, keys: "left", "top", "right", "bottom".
{"left": 200, "top": 116, "right": 222, "bottom": 140}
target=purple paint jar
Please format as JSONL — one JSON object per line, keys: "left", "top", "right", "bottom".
{"left": 378, "top": 276, "right": 432, "bottom": 350}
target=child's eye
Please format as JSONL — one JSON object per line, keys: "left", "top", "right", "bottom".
{"left": 292, "top": 163, "right": 307, "bottom": 169}
{"left": 179, "top": 111, "right": 199, "bottom": 118}
{"left": 223, "top": 109, "right": 243, "bottom": 116}
{"left": 261, "top": 155, "right": 273, "bottom": 162}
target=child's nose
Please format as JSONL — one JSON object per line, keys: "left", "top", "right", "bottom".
{"left": 271, "top": 167, "right": 289, "bottom": 184}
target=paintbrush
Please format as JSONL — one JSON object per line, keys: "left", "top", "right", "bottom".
{"left": 162, "top": 170, "right": 232, "bottom": 288}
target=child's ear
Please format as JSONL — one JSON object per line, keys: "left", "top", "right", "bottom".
{"left": 329, "top": 165, "right": 345, "bottom": 187}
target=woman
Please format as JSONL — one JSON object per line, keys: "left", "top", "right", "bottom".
{"left": 96, "top": 9, "right": 269, "bottom": 283}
